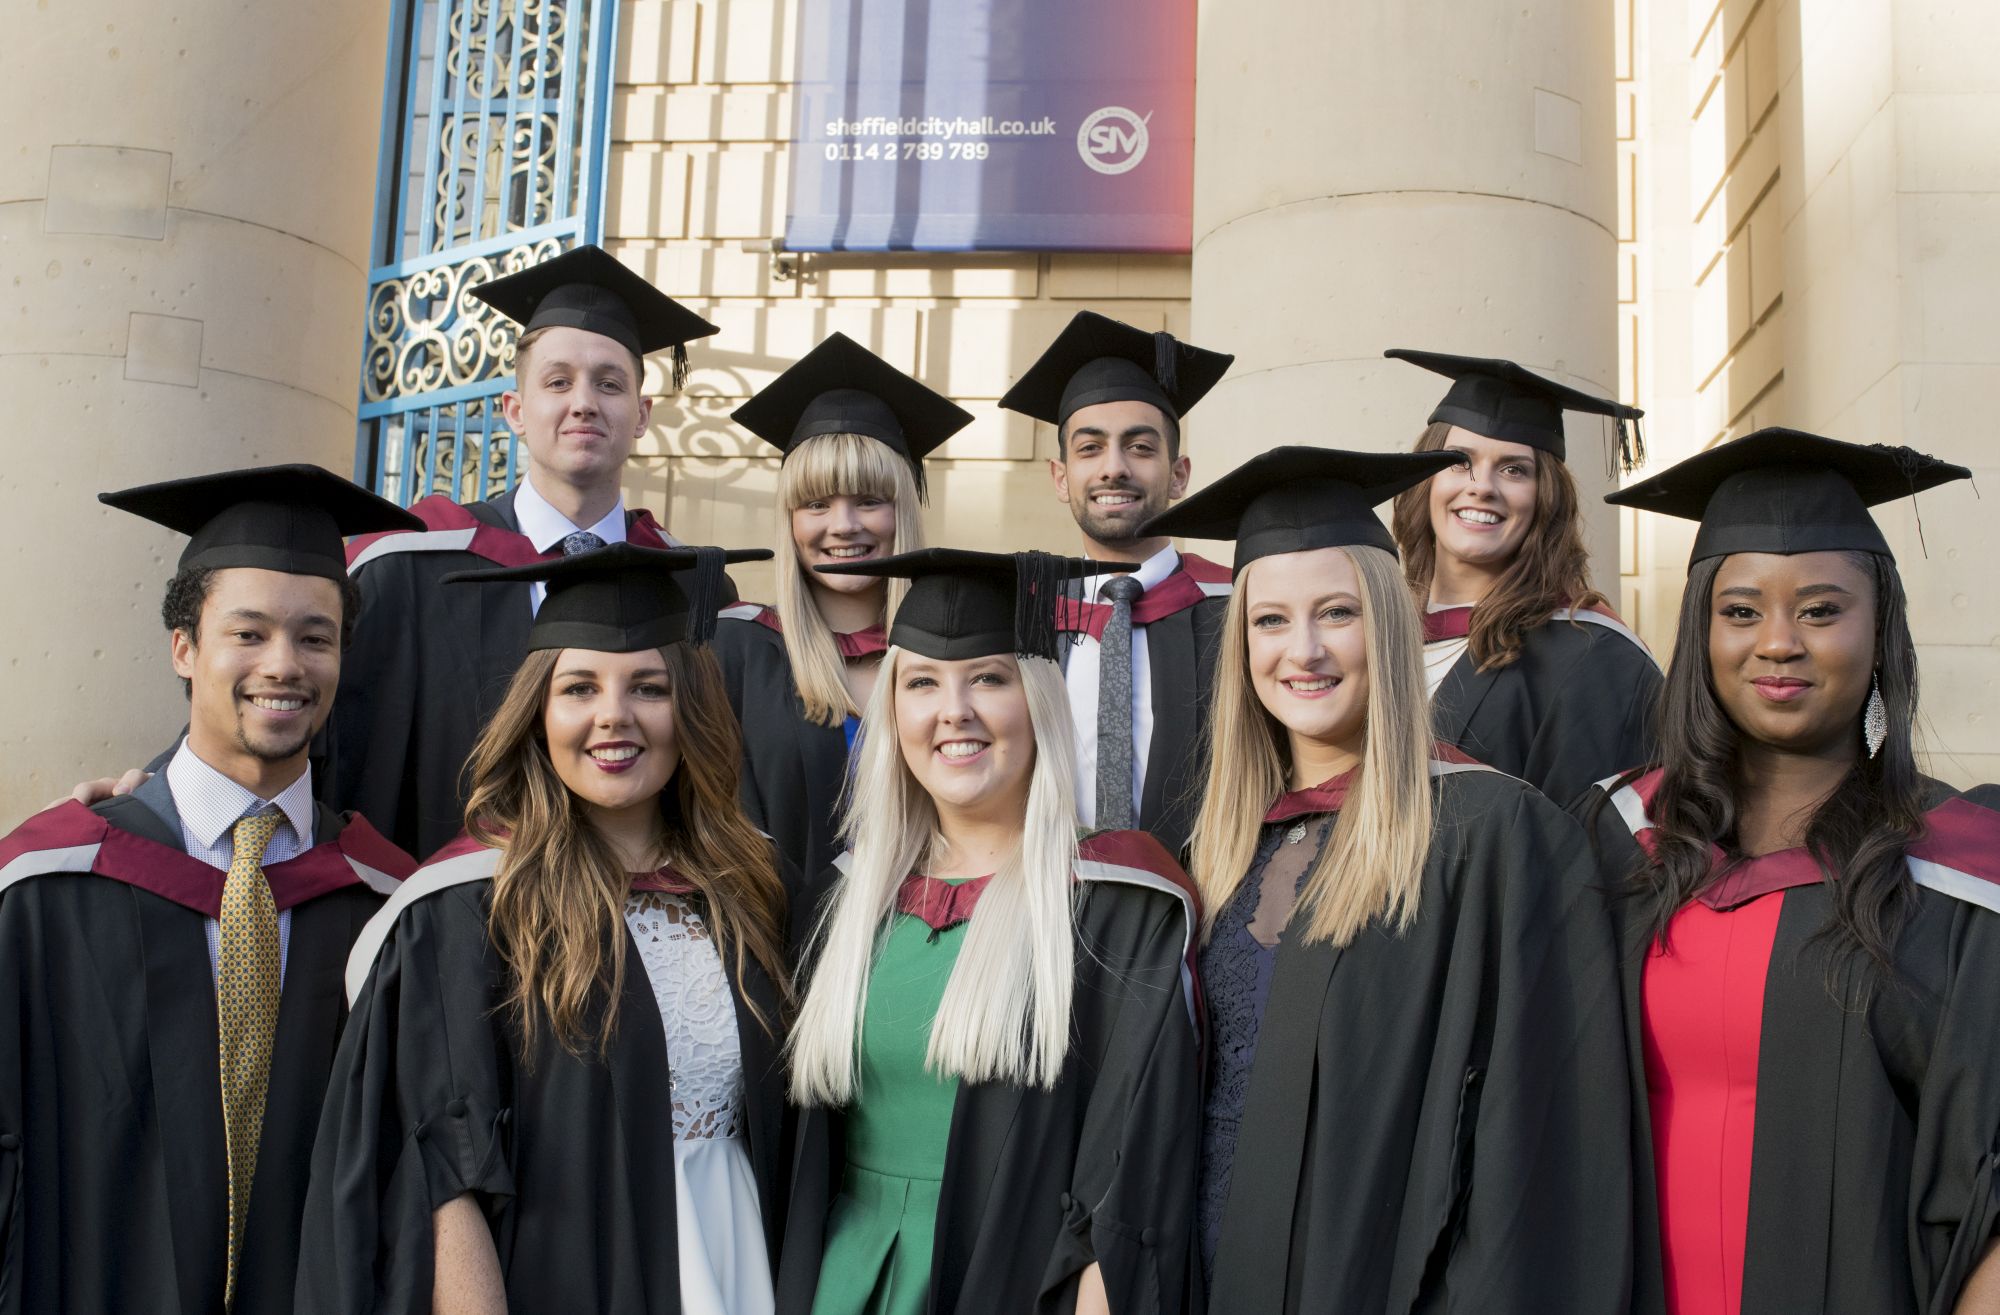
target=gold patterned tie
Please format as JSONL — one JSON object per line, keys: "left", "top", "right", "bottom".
{"left": 218, "top": 809, "right": 282, "bottom": 1308}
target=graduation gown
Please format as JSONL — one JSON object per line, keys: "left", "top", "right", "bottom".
{"left": 1427, "top": 605, "right": 1662, "bottom": 806}
{"left": 331, "top": 488, "right": 686, "bottom": 861}
{"left": 711, "top": 604, "right": 883, "bottom": 923}
{"left": 1057, "top": 552, "right": 1232, "bottom": 858}
{"left": 777, "top": 830, "right": 1202, "bottom": 1315}
{"left": 1204, "top": 759, "right": 1632, "bottom": 1314}
{"left": 0, "top": 774, "right": 410, "bottom": 1315}
{"left": 297, "top": 834, "right": 788, "bottom": 1315}
{"left": 1578, "top": 768, "right": 2000, "bottom": 1315}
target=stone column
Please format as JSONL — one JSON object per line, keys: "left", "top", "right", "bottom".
{"left": 1186, "top": 1, "right": 1621, "bottom": 571}
{"left": 0, "top": 1, "right": 393, "bottom": 821}
{"left": 1773, "top": 0, "right": 2000, "bottom": 785}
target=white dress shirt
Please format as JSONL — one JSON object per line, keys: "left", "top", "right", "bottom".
{"left": 165, "top": 738, "right": 315, "bottom": 982}
{"left": 511, "top": 472, "right": 628, "bottom": 612}
{"left": 1422, "top": 603, "right": 1474, "bottom": 698}
{"left": 1067, "top": 544, "right": 1180, "bottom": 830}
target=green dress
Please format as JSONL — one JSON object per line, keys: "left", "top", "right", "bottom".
{"left": 809, "top": 906, "right": 968, "bottom": 1315}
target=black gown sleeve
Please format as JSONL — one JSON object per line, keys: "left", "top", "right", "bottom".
{"left": 1038, "top": 890, "right": 1201, "bottom": 1315}
{"left": 1443, "top": 784, "right": 1634, "bottom": 1309}
{"left": 1520, "top": 630, "right": 1662, "bottom": 807}
{"left": 326, "top": 552, "right": 425, "bottom": 856}
{"left": 294, "top": 886, "right": 514, "bottom": 1315}
{"left": 1908, "top": 899, "right": 2000, "bottom": 1311}
{"left": 709, "top": 618, "right": 783, "bottom": 834}
{"left": 0, "top": 889, "right": 26, "bottom": 1306}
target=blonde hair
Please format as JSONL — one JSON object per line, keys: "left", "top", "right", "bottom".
{"left": 465, "top": 644, "right": 790, "bottom": 1061}
{"left": 775, "top": 432, "right": 926, "bottom": 725}
{"left": 788, "top": 650, "right": 1079, "bottom": 1103}
{"left": 1188, "top": 545, "right": 1434, "bottom": 946}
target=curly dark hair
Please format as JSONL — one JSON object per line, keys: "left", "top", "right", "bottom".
{"left": 1623, "top": 550, "right": 1926, "bottom": 986}
{"left": 160, "top": 566, "right": 363, "bottom": 697}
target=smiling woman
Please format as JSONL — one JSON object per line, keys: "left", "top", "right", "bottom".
{"left": 1385, "top": 350, "right": 1665, "bottom": 805}
{"left": 298, "top": 541, "right": 793, "bottom": 1315}
{"left": 1578, "top": 430, "right": 2000, "bottom": 1315}
{"left": 712, "top": 334, "right": 971, "bottom": 898}
{"left": 1147, "top": 445, "right": 1633, "bottom": 1314}
{"left": 780, "top": 547, "right": 1201, "bottom": 1315}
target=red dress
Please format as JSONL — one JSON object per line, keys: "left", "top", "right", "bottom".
{"left": 1641, "top": 889, "right": 1784, "bottom": 1315}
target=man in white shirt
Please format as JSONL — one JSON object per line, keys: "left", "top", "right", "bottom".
{"left": 328, "top": 245, "right": 721, "bottom": 858}
{"left": 0, "top": 465, "right": 415, "bottom": 1311}
{"left": 1000, "top": 311, "right": 1235, "bottom": 856}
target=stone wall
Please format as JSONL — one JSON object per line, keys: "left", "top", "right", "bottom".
{"left": 602, "top": 0, "right": 1196, "bottom": 604}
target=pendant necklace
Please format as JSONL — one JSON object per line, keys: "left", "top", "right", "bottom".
{"left": 1285, "top": 820, "right": 1308, "bottom": 845}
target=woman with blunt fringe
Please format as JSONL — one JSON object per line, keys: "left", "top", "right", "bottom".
{"left": 1143, "top": 447, "right": 1632, "bottom": 1314}
{"left": 1579, "top": 431, "right": 2000, "bottom": 1315}
{"left": 713, "top": 334, "right": 971, "bottom": 912}
{"left": 777, "top": 548, "right": 1201, "bottom": 1315}
{"left": 297, "top": 544, "right": 792, "bottom": 1315}
{"left": 1383, "top": 349, "right": 1663, "bottom": 805}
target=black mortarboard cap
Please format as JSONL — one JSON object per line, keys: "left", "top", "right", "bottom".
{"left": 1141, "top": 445, "right": 1464, "bottom": 575}
{"left": 999, "top": 311, "right": 1234, "bottom": 427}
{"left": 1384, "top": 347, "right": 1646, "bottom": 471}
{"left": 816, "top": 547, "right": 1126, "bottom": 662}
{"left": 730, "top": 332, "right": 971, "bottom": 501}
{"left": 1604, "top": 427, "right": 1971, "bottom": 566}
{"left": 445, "top": 541, "right": 772, "bottom": 651}
{"left": 100, "top": 463, "right": 423, "bottom": 582}
{"left": 471, "top": 244, "right": 720, "bottom": 390}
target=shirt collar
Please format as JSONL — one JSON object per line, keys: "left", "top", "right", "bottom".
{"left": 513, "top": 472, "right": 628, "bottom": 554}
{"left": 165, "top": 738, "right": 317, "bottom": 852}
{"left": 1086, "top": 543, "right": 1179, "bottom": 601}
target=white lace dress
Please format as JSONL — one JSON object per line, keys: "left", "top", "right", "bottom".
{"left": 624, "top": 892, "right": 775, "bottom": 1315}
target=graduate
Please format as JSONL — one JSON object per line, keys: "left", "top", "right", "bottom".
{"left": 1577, "top": 430, "right": 2000, "bottom": 1314}
{"left": 0, "top": 465, "right": 419, "bottom": 1312}
{"left": 1000, "top": 311, "right": 1235, "bottom": 856}
{"left": 331, "top": 243, "right": 722, "bottom": 859}
{"left": 1384, "top": 349, "right": 1663, "bottom": 804}
{"left": 1143, "top": 447, "right": 1633, "bottom": 1313}
{"left": 713, "top": 333, "right": 971, "bottom": 895}
{"left": 297, "top": 541, "right": 789, "bottom": 1315}
{"left": 778, "top": 549, "right": 1201, "bottom": 1315}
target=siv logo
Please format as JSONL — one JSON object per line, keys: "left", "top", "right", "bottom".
{"left": 1076, "top": 107, "right": 1151, "bottom": 175}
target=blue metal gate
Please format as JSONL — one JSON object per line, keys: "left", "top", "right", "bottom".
{"left": 356, "top": 0, "right": 618, "bottom": 504}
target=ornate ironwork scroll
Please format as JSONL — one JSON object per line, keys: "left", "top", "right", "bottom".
{"left": 355, "top": 0, "right": 617, "bottom": 504}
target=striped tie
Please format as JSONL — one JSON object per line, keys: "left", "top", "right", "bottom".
{"left": 218, "top": 809, "right": 282, "bottom": 1307}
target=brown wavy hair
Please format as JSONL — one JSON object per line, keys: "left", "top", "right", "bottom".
{"left": 463, "top": 642, "right": 788, "bottom": 1061}
{"left": 1390, "top": 421, "right": 1607, "bottom": 671}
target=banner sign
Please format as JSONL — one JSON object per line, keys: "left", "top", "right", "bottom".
{"left": 784, "top": 0, "right": 1195, "bottom": 252}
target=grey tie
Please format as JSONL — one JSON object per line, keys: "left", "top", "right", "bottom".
{"left": 1095, "top": 574, "right": 1144, "bottom": 831}
{"left": 561, "top": 530, "right": 608, "bottom": 556}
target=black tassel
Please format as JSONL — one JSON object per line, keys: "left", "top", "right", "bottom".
{"left": 1152, "top": 331, "right": 1180, "bottom": 406}
{"left": 670, "top": 344, "right": 690, "bottom": 393}
{"left": 1872, "top": 443, "right": 1937, "bottom": 558}
{"left": 687, "top": 545, "right": 727, "bottom": 646}
{"left": 1617, "top": 416, "right": 1646, "bottom": 476}
{"left": 1013, "top": 550, "right": 1065, "bottom": 662}
{"left": 910, "top": 453, "right": 930, "bottom": 505}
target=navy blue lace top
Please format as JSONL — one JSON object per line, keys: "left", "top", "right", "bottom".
{"left": 1196, "top": 811, "right": 1335, "bottom": 1293}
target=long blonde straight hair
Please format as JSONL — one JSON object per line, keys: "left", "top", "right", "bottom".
{"left": 775, "top": 432, "right": 926, "bottom": 725}
{"left": 787, "top": 650, "right": 1079, "bottom": 1104}
{"left": 1188, "top": 545, "right": 1434, "bottom": 946}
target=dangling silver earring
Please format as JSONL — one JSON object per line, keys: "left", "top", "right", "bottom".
{"left": 1864, "top": 671, "right": 1887, "bottom": 759}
